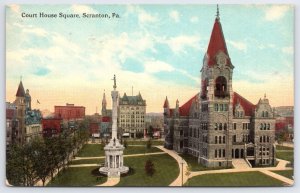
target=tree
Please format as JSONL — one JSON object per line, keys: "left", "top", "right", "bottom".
{"left": 148, "top": 125, "right": 154, "bottom": 138}
{"left": 146, "top": 139, "right": 152, "bottom": 149}
{"left": 6, "top": 144, "right": 26, "bottom": 186}
{"left": 145, "top": 159, "right": 155, "bottom": 176}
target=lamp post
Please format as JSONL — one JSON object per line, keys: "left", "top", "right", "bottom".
{"left": 181, "top": 158, "right": 184, "bottom": 186}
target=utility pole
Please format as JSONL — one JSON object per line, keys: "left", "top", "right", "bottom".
{"left": 181, "top": 158, "right": 184, "bottom": 186}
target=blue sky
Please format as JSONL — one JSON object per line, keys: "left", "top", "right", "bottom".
{"left": 6, "top": 4, "right": 294, "bottom": 114}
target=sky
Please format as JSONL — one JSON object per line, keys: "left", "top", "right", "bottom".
{"left": 6, "top": 4, "right": 294, "bottom": 115}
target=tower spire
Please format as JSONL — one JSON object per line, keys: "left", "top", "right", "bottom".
{"left": 216, "top": 4, "right": 220, "bottom": 20}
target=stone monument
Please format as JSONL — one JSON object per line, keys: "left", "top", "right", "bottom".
{"left": 99, "top": 75, "right": 129, "bottom": 177}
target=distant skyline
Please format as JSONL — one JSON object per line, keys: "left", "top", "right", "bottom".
{"left": 6, "top": 4, "right": 294, "bottom": 114}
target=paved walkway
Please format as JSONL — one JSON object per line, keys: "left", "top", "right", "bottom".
{"left": 74, "top": 152, "right": 166, "bottom": 160}
{"left": 156, "top": 146, "right": 189, "bottom": 186}
{"left": 156, "top": 146, "right": 293, "bottom": 186}
{"left": 96, "top": 177, "right": 120, "bottom": 186}
{"left": 232, "top": 159, "right": 251, "bottom": 169}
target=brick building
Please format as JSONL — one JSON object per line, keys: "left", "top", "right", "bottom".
{"left": 164, "top": 10, "right": 275, "bottom": 167}
{"left": 54, "top": 103, "right": 85, "bottom": 121}
{"left": 42, "top": 116, "right": 63, "bottom": 137}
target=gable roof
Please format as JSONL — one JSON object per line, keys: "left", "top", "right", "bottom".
{"left": 206, "top": 18, "right": 230, "bottom": 67}
{"left": 179, "top": 93, "right": 199, "bottom": 116}
{"left": 233, "top": 92, "right": 256, "bottom": 116}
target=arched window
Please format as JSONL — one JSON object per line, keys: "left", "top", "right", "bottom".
{"left": 219, "top": 149, "right": 222, "bottom": 158}
{"left": 219, "top": 136, "right": 222, "bottom": 144}
{"left": 223, "top": 136, "right": 226, "bottom": 144}
{"left": 215, "top": 136, "right": 218, "bottom": 144}
{"left": 223, "top": 149, "right": 225, "bottom": 157}
{"left": 220, "top": 104, "right": 223, "bottom": 111}
{"left": 201, "top": 79, "right": 208, "bottom": 99}
{"left": 260, "top": 123, "right": 263, "bottom": 130}
{"left": 215, "top": 76, "right": 227, "bottom": 97}
{"left": 219, "top": 123, "right": 222, "bottom": 130}
{"left": 262, "top": 111, "right": 265, "bottom": 117}
{"left": 260, "top": 136, "right": 262, "bottom": 143}
{"left": 267, "top": 123, "right": 270, "bottom": 130}
{"left": 267, "top": 136, "right": 270, "bottom": 142}
{"left": 263, "top": 136, "right": 266, "bottom": 143}
{"left": 224, "top": 123, "right": 227, "bottom": 130}
{"left": 265, "top": 111, "right": 268, "bottom": 117}
{"left": 264, "top": 123, "right": 267, "bottom": 130}
{"left": 215, "top": 123, "right": 218, "bottom": 130}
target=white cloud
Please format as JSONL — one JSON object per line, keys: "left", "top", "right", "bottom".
{"left": 228, "top": 40, "right": 247, "bottom": 52}
{"left": 164, "top": 35, "right": 201, "bottom": 53}
{"left": 7, "top": 4, "right": 20, "bottom": 13}
{"left": 144, "top": 60, "right": 174, "bottom": 73}
{"left": 282, "top": 46, "right": 293, "bottom": 54}
{"left": 138, "top": 9, "right": 158, "bottom": 23}
{"left": 190, "top": 16, "right": 199, "bottom": 23}
{"left": 22, "top": 27, "right": 48, "bottom": 37}
{"left": 71, "top": 5, "right": 97, "bottom": 14}
{"left": 264, "top": 5, "right": 291, "bottom": 21}
{"left": 169, "top": 10, "right": 180, "bottom": 22}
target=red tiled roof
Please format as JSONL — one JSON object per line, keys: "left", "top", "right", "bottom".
{"left": 16, "top": 81, "right": 25, "bottom": 97}
{"left": 179, "top": 94, "right": 199, "bottom": 116}
{"left": 233, "top": 92, "right": 256, "bottom": 116}
{"left": 206, "top": 19, "right": 230, "bottom": 67}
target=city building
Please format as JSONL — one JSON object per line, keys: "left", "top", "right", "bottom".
{"left": 6, "top": 102, "right": 19, "bottom": 147}
{"left": 11, "top": 81, "right": 42, "bottom": 144}
{"left": 164, "top": 10, "right": 276, "bottom": 167}
{"left": 54, "top": 103, "right": 85, "bottom": 121}
{"left": 89, "top": 112, "right": 101, "bottom": 137}
{"left": 42, "top": 116, "right": 63, "bottom": 137}
{"left": 118, "top": 92, "right": 146, "bottom": 138}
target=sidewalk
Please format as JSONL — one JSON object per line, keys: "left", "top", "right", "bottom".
{"left": 156, "top": 146, "right": 188, "bottom": 186}
{"left": 96, "top": 177, "right": 120, "bottom": 186}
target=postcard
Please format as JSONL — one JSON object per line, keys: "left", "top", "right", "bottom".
{"left": 5, "top": 4, "right": 294, "bottom": 187}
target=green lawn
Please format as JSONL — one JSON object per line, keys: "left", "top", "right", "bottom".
{"left": 77, "top": 144, "right": 104, "bottom": 157}
{"left": 276, "top": 145, "right": 294, "bottom": 150}
{"left": 116, "top": 154, "right": 179, "bottom": 186}
{"left": 126, "top": 140, "right": 164, "bottom": 146}
{"left": 186, "top": 172, "right": 284, "bottom": 187}
{"left": 47, "top": 167, "right": 106, "bottom": 186}
{"left": 180, "top": 154, "right": 230, "bottom": 171}
{"left": 272, "top": 170, "right": 294, "bottom": 180}
{"left": 124, "top": 146, "right": 162, "bottom": 155}
{"left": 276, "top": 151, "right": 294, "bottom": 162}
{"left": 69, "top": 158, "right": 104, "bottom": 165}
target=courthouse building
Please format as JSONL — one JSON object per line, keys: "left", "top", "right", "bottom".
{"left": 164, "top": 10, "right": 275, "bottom": 167}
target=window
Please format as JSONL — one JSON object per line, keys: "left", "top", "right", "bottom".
{"left": 215, "top": 104, "right": 219, "bottom": 111}
{"left": 223, "top": 136, "right": 226, "bottom": 144}
{"left": 264, "top": 123, "right": 266, "bottom": 130}
{"left": 215, "top": 76, "right": 227, "bottom": 97}
{"left": 233, "top": 123, "right": 236, "bottom": 130}
{"left": 219, "top": 149, "right": 222, "bottom": 158}
{"left": 219, "top": 123, "right": 222, "bottom": 130}
{"left": 224, "top": 104, "right": 228, "bottom": 111}
{"left": 219, "top": 136, "right": 222, "bottom": 144}
{"left": 224, "top": 123, "right": 227, "bottom": 130}
{"left": 215, "top": 150, "right": 218, "bottom": 158}
{"left": 223, "top": 149, "right": 225, "bottom": 157}
{"left": 220, "top": 104, "right": 223, "bottom": 111}
{"left": 233, "top": 135, "right": 236, "bottom": 143}
{"left": 267, "top": 124, "right": 270, "bottom": 130}
{"left": 215, "top": 123, "right": 218, "bottom": 130}
{"left": 215, "top": 136, "right": 218, "bottom": 144}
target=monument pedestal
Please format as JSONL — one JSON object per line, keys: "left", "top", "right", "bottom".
{"left": 99, "top": 75, "right": 129, "bottom": 177}
{"left": 99, "top": 139, "right": 129, "bottom": 177}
